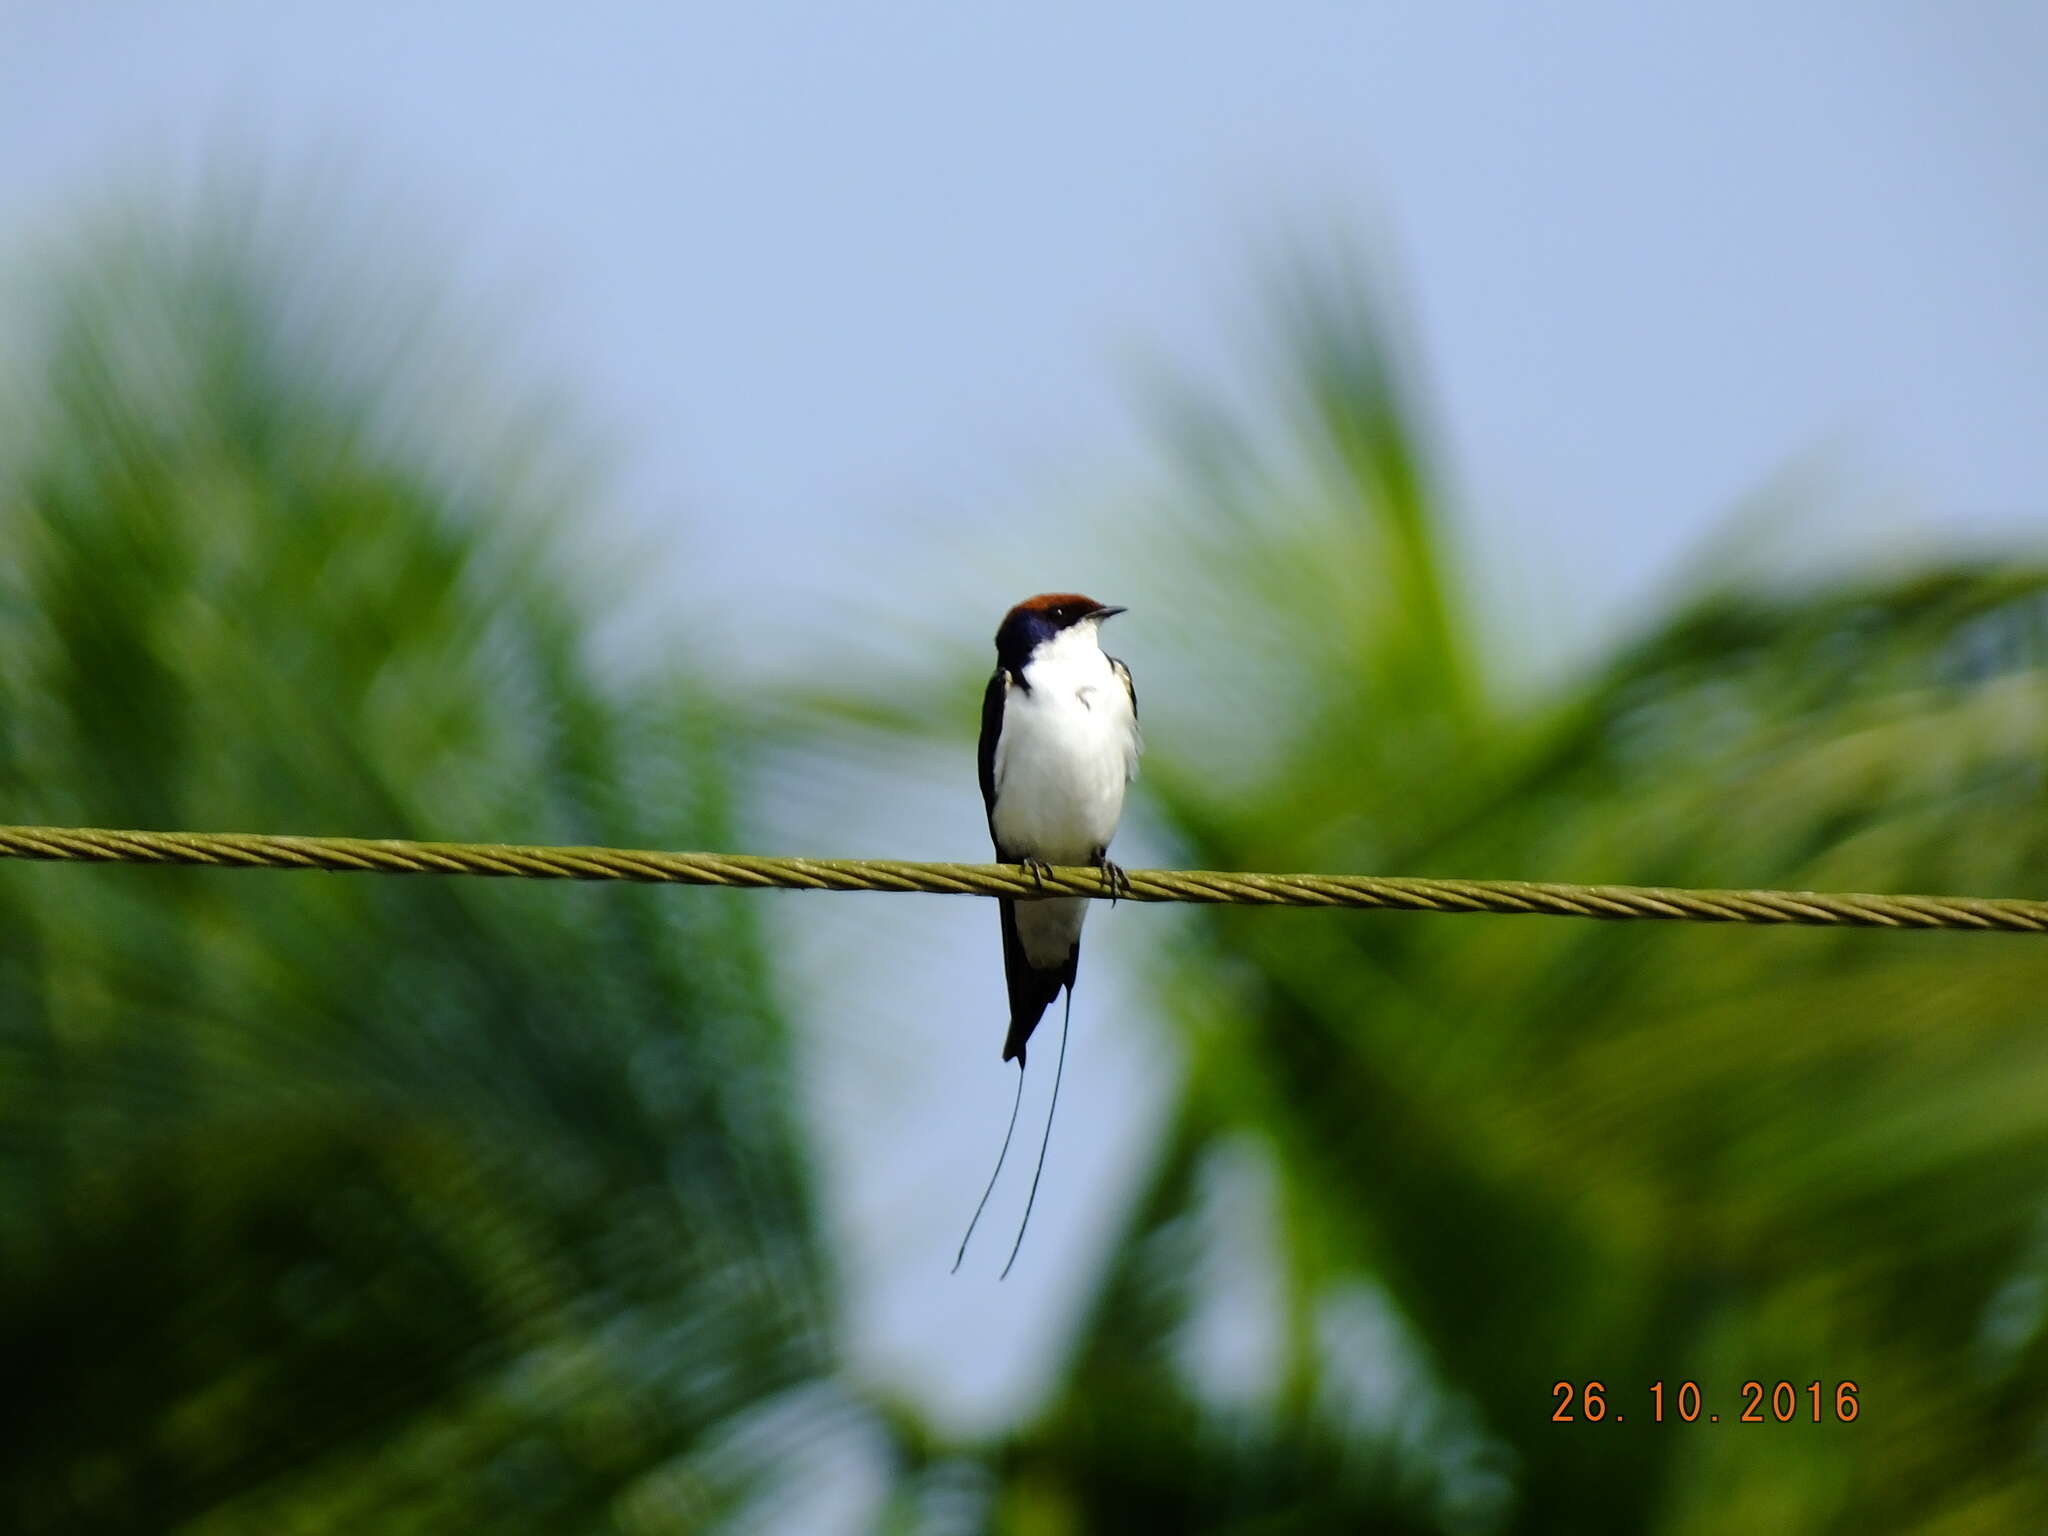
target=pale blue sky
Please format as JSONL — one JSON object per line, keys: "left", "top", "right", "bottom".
{"left": 7, "top": 0, "right": 2046, "bottom": 1486}
{"left": 9, "top": 3, "right": 2045, "bottom": 657}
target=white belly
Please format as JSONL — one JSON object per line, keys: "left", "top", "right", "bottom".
{"left": 989, "top": 649, "right": 1139, "bottom": 866}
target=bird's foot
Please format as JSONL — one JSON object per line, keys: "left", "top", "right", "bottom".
{"left": 1018, "top": 857, "right": 1055, "bottom": 889}
{"left": 1096, "top": 857, "right": 1130, "bottom": 902}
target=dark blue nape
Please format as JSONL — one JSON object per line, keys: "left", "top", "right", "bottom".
{"left": 994, "top": 608, "right": 1063, "bottom": 679}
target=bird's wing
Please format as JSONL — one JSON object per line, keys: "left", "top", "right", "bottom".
{"left": 1108, "top": 656, "right": 1137, "bottom": 719}
{"left": 978, "top": 667, "right": 1009, "bottom": 846}
{"left": 1108, "top": 655, "right": 1141, "bottom": 781}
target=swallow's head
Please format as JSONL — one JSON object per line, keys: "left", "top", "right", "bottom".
{"left": 995, "top": 592, "right": 1126, "bottom": 667}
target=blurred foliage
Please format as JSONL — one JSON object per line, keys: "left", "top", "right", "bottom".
{"left": 1015, "top": 272, "right": 2048, "bottom": 1532}
{"left": 5, "top": 199, "right": 2047, "bottom": 1535}
{"left": 0, "top": 213, "right": 836, "bottom": 1532}
{"left": 817, "top": 268, "right": 2048, "bottom": 1529}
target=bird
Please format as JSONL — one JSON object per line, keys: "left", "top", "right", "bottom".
{"left": 954, "top": 593, "right": 1139, "bottom": 1277}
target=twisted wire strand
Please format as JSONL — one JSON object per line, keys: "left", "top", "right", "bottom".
{"left": 0, "top": 823, "right": 2042, "bottom": 933}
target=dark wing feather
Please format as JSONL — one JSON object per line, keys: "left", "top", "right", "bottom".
{"left": 1108, "top": 655, "right": 1137, "bottom": 719}
{"left": 978, "top": 668, "right": 1008, "bottom": 846}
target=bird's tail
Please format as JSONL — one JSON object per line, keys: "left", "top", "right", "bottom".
{"left": 1001, "top": 979, "right": 1063, "bottom": 1066}
{"left": 1001, "top": 985, "right": 1072, "bottom": 1280}
{"left": 952, "top": 1059, "right": 1026, "bottom": 1274}
{"left": 999, "top": 898, "right": 1080, "bottom": 1066}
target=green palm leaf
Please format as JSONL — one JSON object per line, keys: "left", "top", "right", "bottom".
{"left": 0, "top": 206, "right": 833, "bottom": 1532}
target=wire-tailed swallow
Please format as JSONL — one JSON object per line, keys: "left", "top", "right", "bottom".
{"left": 955, "top": 593, "right": 1140, "bottom": 1276}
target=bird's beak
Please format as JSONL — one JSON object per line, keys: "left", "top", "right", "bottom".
{"left": 1091, "top": 605, "right": 1127, "bottom": 621}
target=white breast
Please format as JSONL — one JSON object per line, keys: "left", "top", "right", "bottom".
{"left": 989, "top": 623, "right": 1140, "bottom": 866}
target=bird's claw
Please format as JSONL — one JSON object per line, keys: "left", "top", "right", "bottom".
{"left": 1019, "top": 857, "right": 1055, "bottom": 889}
{"left": 1097, "top": 858, "right": 1130, "bottom": 902}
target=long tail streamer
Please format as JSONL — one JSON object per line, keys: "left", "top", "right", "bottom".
{"left": 1002, "top": 986, "right": 1072, "bottom": 1281}
{"left": 953, "top": 1058, "right": 1027, "bottom": 1273}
